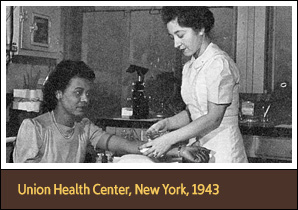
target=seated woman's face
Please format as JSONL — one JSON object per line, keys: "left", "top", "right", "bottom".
{"left": 57, "top": 77, "right": 93, "bottom": 118}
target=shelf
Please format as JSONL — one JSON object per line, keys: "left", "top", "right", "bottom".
{"left": 96, "top": 118, "right": 159, "bottom": 129}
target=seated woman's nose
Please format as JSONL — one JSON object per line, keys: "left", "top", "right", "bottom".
{"left": 80, "top": 94, "right": 89, "bottom": 103}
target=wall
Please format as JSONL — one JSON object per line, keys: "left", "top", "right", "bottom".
{"left": 236, "top": 7, "right": 267, "bottom": 93}
{"left": 61, "top": 7, "right": 94, "bottom": 61}
{"left": 236, "top": 6, "right": 292, "bottom": 94}
{"left": 271, "top": 6, "right": 292, "bottom": 89}
{"left": 81, "top": 10, "right": 129, "bottom": 120}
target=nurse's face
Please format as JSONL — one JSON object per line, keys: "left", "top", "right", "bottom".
{"left": 167, "top": 18, "right": 204, "bottom": 57}
{"left": 56, "top": 77, "right": 93, "bottom": 118}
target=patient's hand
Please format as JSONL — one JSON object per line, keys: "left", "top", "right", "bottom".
{"left": 180, "top": 146, "right": 211, "bottom": 163}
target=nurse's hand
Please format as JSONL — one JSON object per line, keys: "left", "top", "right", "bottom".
{"left": 180, "top": 146, "right": 211, "bottom": 163}
{"left": 139, "top": 135, "right": 172, "bottom": 158}
{"left": 146, "top": 119, "right": 168, "bottom": 140}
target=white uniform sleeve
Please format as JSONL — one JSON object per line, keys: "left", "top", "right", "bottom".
{"left": 205, "top": 56, "right": 235, "bottom": 104}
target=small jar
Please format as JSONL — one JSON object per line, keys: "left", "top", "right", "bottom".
{"left": 95, "top": 153, "right": 103, "bottom": 163}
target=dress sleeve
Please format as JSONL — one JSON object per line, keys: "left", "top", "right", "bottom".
{"left": 87, "top": 121, "right": 106, "bottom": 150}
{"left": 13, "top": 119, "right": 41, "bottom": 163}
{"left": 205, "top": 56, "right": 235, "bottom": 104}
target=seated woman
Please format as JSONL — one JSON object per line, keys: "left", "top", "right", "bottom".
{"left": 13, "top": 60, "right": 210, "bottom": 163}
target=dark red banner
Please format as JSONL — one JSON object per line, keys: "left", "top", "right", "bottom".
{"left": 1, "top": 170, "right": 297, "bottom": 209}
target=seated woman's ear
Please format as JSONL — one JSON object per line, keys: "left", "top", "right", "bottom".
{"left": 56, "top": 91, "right": 62, "bottom": 100}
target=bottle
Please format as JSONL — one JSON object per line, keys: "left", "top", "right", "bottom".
{"left": 131, "top": 80, "right": 149, "bottom": 119}
{"left": 95, "top": 153, "right": 103, "bottom": 163}
{"left": 126, "top": 65, "right": 149, "bottom": 119}
{"left": 121, "top": 97, "right": 133, "bottom": 119}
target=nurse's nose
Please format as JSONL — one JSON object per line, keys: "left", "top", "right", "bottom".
{"left": 174, "top": 37, "right": 182, "bottom": 48}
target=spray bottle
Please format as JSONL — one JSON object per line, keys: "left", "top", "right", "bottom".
{"left": 126, "top": 65, "right": 149, "bottom": 119}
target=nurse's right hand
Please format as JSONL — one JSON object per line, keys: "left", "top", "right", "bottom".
{"left": 146, "top": 119, "right": 168, "bottom": 140}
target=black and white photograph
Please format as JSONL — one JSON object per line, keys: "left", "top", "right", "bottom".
{"left": 2, "top": 2, "right": 297, "bottom": 209}
{"left": 2, "top": 2, "right": 296, "bottom": 168}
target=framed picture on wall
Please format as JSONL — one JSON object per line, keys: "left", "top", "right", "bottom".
{"left": 30, "top": 13, "right": 50, "bottom": 47}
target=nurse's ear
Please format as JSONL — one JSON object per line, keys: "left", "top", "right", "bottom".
{"left": 198, "top": 28, "right": 205, "bottom": 36}
{"left": 55, "top": 91, "right": 62, "bottom": 100}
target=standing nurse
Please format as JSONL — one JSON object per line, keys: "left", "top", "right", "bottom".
{"left": 140, "top": 6, "right": 248, "bottom": 163}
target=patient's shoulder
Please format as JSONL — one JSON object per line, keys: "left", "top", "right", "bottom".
{"left": 31, "top": 112, "right": 53, "bottom": 128}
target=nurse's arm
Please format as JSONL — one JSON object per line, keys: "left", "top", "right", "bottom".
{"left": 163, "top": 101, "right": 229, "bottom": 146}
{"left": 164, "top": 109, "right": 192, "bottom": 130}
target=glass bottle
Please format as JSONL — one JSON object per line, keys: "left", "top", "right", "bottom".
{"left": 121, "top": 98, "right": 133, "bottom": 118}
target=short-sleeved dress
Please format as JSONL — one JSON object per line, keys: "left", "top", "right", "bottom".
{"left": 181, "top": 43, "right": 248, "bottom": 163}
{"left": 13, "top": 111, "right": 105, "bottom": 163}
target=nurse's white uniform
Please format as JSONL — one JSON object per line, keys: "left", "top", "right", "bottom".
{"left": 181, "top": 43, "right": 248, "bottom": 163}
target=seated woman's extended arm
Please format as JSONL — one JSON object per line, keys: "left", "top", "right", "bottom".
{"left": 95, "top": 133, "right": 143, "bottom": 155}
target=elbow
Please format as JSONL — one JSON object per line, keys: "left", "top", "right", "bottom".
{"left": 210, "top": 116, "right": 223, "bottom": 130}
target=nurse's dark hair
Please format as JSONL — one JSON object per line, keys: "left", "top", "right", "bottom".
{"left": 42, "top": 60, "right": 95, "bottom": 112}
{"left": 161, "top": 6, "right": 215, "bottom": 34}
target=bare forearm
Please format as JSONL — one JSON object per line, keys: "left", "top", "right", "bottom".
{"left": 97, "top": 133, "right": 143, "bottom": 155}
{"left": 113, "top": 137, "right": 144, "bottom": 154}
{"left": 165, "top": 113, "right": 221, "bottom": 146}
{"left": 166, "top": 110, "right": 191, "bottom": 130}
{"left": 165, "top": 147, "right": 180, "bottom": 157}
{"left": 165, "top": 102, "right": 227, "bottom": 146}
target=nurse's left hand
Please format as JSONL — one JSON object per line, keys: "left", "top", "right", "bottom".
{"left": 139, "top": 136, "right": 171, "bottom": 158}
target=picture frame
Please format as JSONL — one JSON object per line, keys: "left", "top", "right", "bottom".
{"left": 30, "top": 13, "right": 50, "bottom": 47}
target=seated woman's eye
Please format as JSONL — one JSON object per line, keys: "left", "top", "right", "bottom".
{"left": 75, "top": 91, "right": 82, "bottom": 96}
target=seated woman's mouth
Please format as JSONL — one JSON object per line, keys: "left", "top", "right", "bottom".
{"left": 77, "top": 106, "right": 86, "bottom": 112}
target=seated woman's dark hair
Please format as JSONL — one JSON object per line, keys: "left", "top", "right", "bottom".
{"left": 42, "top": 60, "right": 95, "bottom": 112}
{"left": 161, "top": 6, "right": 215, "bottom": 34}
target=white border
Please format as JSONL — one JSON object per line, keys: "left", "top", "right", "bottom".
{"left": 2, "top": 2, "right": 297, "bottom": 169}
{"left": 1, "top": 1, "right": 297, "bottom": 7}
